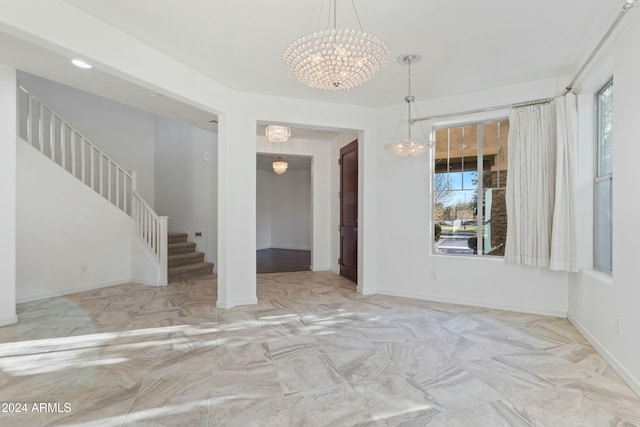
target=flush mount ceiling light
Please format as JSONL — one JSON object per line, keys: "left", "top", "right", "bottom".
{"left": 272, "top": 158, "right": 288, "bottom": 175}
{"left": 265, "top": 125, "right": 292, "bottom": 142}
{"left": 385, "top": 55, "right": 434, "bottom": 157}
{"left": 71, "top": 59, "right": 92, "bottom": 69}
{"left": 282, "top": 0, "right": 389, "bottom": 91}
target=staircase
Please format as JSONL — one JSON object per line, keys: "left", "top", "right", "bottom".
{"left": 18, "top": 85, "right": 169, "bottom": 286}
{"left": 168, "top": 233, "right": 214, "bottom": 282}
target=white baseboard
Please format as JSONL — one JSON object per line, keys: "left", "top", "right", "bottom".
{"left": 569, "top": 315, "right": 640, "bottom": 398}
{"left": 269, "top": 246, "right": 312, "bottom": 251}
{"left": 311, "top": 266, "right": 331, "bottom": 272}
{"left": 376, "top": 288, "right": 567, "bottom": 318}
{"left": 17, "top": 278, "right": 137, "bottom": 304}
{"left": 134, "top": 279, "right": 167, "bottom": 287}
{"left": 217, "top": 297, "right": 258, "bottom": 309}
{"left": 0, "top": 315, "right": 18, "bottom": 327}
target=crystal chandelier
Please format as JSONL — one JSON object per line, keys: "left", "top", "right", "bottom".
{"left": 282, "top": 0, "right": 389, "bottom": 91}
{"left": 265, "top": 125, "right": 291, "bottom": 142}
{"left": 272, "top": 158, "right": 288, "bottom": 175}
{"left": 386, "top": 55, "right": 434, "bottom": 157}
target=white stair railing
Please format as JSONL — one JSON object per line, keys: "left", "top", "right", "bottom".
{"left": 131, "top": 172, "right": 168, "bottom": 281}
{"left": 17, "top": 85, "right": 133, "bottom": 214}
{"left": 17, "top": 85, "right": 167, "bottom": 280}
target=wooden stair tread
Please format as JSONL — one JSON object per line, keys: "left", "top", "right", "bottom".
{"left": 168, "top": 251, "right": 204, "bottom": 261}
{"left": 168, "top": 242, "right": 196, "bottom": 248}
{"left": 168, "top": 232, "right": 188, "bottom": 238}
{"left": 168, "top": 262, "right": 214, "bottom": 274}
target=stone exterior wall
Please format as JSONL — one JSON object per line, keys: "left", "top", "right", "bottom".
{"left": 489, "top": 170, "right": 507, "bottom": 256}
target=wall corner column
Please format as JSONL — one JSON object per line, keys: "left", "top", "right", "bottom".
{"left": 216, "top": 99, "right": 257, "bottom": 309}
{"left": 0, "top": 63, "right": 18, "bottom": 326}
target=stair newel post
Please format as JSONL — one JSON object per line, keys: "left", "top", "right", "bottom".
{"left": 159, "top": 216, "right": 169, "bottom": 286}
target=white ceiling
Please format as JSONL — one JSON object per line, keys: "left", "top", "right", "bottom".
{"left": 0, "top": 0, "right": 621, "bottom": 133}
{"left": 60, "top": 0, "right": 617, "bottom": 107}
{"left": 0, "top": 31, "right": 218, "bottom": 132}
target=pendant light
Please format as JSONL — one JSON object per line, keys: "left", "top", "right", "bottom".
{"left": 272, "top": 158, "right": 288, "bottom": 175}
{"left": 282, "top": 0, "right": 389, "bottom": 91}
{"left": 385, "top": 55, "right": 434, "bottom": 156}
{"left": 265, "top": 125, "right": 291, "bottom": 142}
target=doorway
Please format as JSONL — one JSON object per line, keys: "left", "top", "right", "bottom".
{"left": 339, "top": 140, "right": 358, "bottom": 283}
{"left": 256, "top": 154, "right": 312, "bottom": 273}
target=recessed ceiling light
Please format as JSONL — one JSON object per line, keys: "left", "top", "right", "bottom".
{"left": 71, "top": 59, "right": 92, "bottom": 69}
{"left": 149, "top": 92, "right": 161, "bottom": 99}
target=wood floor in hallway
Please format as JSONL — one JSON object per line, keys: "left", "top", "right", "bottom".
{"left": 256, "top": 248, "right": 311, "bottom": 273}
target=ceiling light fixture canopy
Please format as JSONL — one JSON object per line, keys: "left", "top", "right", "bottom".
{"left": 282, "top": 0, "right": 389, "bottom": 91}
{"left": 265, "top": 125, "right": 292, "bottom": 142}
{"left": 272, "top": 158, "right": 288, "bottom": 175}
{"left": 385, "top": 55, "right": 434, "bottom": 157}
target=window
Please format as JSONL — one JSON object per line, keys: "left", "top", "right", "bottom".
{"left": 433, "top": 119, "right": 509, "bottom": 256}
{"left": 595, "top": 79, "right": 613, "bottom": 272}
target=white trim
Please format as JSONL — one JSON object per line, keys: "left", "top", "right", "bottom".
{"left": 311, "top": 265, "right": 331, "bottom": 272}
{"left": 581, "top": 268, "right": 613, "bottom": 287}
{"left": 16, "top": 278, "right": 132, "bottom": 304}
{"left": 357, "top": 285, "right": 376, "bottom": 295}
{"left": 133, "top": 279, "right": 167, "bottom": 287}
{"left": 216, "top": 297, "right": 258, "bottom": 309}
{"left": 268, "top": 246, "right": 312, "bottom": 251}
{"left": 376, "top": 288, "right": 567, "bottom": 318}
{"left": 569, "top": 315, "right": 640, "bottom": 398}
{"left": 0, "top": 316, "right": 18, "bottom": 327}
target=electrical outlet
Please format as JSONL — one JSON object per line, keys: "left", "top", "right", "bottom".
{"left": 80, "top": 264, "right": 88, "bottom": 274}
{"left": 195, "top": 232, "right": 202, "bottom": 237}
{"left": 616, "top": 316, "right": 623, "bottom": 336}
{"left": 430, "top": 270, "right": 437, "bottom": 280}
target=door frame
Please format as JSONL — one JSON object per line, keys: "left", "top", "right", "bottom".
{"left": 339, "top": 139, "right": 358, "bottom": 283}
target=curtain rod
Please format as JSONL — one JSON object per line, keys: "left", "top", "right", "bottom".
{"left": 411, "top": 98, "right": 552, "bottom": 123}
{"left": 563, "top": 0, "right": 637, "bottom": 94}
{"left": 412, "top": 0, "right": 638, "bottom": 124}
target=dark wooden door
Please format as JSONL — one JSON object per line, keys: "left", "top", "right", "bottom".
{"left": 339, "top": 140, "right": 358, "bottom": 283}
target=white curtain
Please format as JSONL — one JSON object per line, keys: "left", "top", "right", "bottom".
{"left": 505, "top": 102, "right": 556, "bottom": 267}
{"left": 550, "top": 94, "right": 578, "bottom": 272}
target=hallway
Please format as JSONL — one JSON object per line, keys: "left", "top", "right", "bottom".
{"left": 256, "top": 248, "right": 311, "bottom": 273}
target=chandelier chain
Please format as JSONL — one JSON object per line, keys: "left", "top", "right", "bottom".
{"left": 351, "top": 0, "right": 365, "bottom": 32}
{"left": 333, "top": 0, "right": 337, "bottom": 29}
{"left": 317, "top": 0, "right": 326, "bottom": 31}
{"left": 407, "top": 59, "right": 412, "bottom": 139}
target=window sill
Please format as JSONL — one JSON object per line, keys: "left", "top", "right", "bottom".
{"left": 431, "top": 250, "right": 504, "bottom": 261}
{"left": 581, "top": 268, "right": 613, "bottom": 287}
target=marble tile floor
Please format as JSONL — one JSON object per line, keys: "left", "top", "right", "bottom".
{"left": 0, "top": 271, "right": 639, "bottom": 426}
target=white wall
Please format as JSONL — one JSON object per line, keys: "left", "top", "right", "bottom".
{"left": 154, "top": 116, "right": 218, "bottom": 270}
{"left": 257, "top": 168, "right": 312, "bottom": 251}
{"left": 16, "top": 138, "right": 133, "bottom": 302}
{"left": 271, "top": 168, "right": 311, "bottom": 250}
{"left": 257, "top": 136, "right": 334, "bottom": 271}
{"left": 17, "top": 72, "right": 156, "bottom": 206}
{"left": 375, "top": 75, "right": 570, "bottom": 317}
{"left": 0, "top": 63, "right": 17, "bottom": 326}
{"left": 256, "top": 168, "right": 272, "bottom": 250}
{"left": 569, "top": 10, "right": 640, "bottom": 396}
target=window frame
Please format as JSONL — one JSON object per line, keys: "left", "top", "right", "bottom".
{"left": 594, "top": 78, "right": 613, "bottom": 274}
{"left": 431, "top": 116, "right": 509, "bottom": 258}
